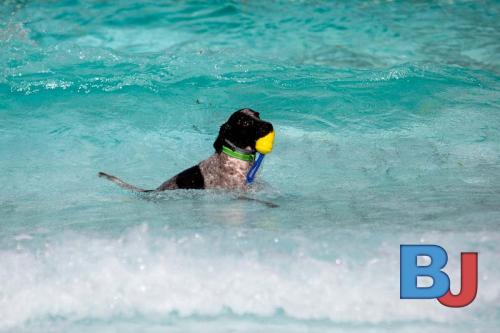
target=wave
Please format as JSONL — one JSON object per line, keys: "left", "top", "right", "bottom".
{"left": 0, "top": 226, "right": 499, "bottom": 330}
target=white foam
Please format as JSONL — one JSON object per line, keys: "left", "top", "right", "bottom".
{"left": 1, "top": 226, "right": 498, "bottom": 330}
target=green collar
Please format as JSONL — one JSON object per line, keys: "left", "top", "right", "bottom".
{"left": 222, "top": 145, "right": 255, "bottom": 162}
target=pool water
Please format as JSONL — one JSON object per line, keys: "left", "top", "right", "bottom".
{"left": 1, "top": 1, "right": 500, "bottom": 332}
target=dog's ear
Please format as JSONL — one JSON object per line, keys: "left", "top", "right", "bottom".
{"left": 213, "top": 123, "right": 229, "bottom": 153}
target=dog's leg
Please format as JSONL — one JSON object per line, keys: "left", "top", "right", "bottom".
{"left": 237, "top": 196, "right": 279, "bottom": 208}
{"left": 98, "top": 172, "right": 154, "bottom": 192}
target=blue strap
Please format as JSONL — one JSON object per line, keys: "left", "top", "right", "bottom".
{"left": 246, "top": 154, "right": 265, "bottom": 184}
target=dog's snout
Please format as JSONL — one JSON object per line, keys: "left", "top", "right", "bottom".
{"left": 257, "top": 122, "right": 273, "bottom": 138}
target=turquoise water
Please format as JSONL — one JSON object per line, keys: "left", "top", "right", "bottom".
{"left": 1, "top": 0, "right": 500, "bottom": 332}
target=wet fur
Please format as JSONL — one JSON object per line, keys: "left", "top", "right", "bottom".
{"left": 99, "top": 152, "right": 253, "bottom": 191}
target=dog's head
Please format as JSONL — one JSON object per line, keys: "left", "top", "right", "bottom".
{"left": 214, "top": 108, "right": 274, "bottom": 155}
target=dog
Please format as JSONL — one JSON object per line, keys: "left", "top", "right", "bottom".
{"left": 99, "top": 108, "right": 275, "bottom": 192}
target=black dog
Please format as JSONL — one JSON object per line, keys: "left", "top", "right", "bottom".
{"left": 99, "top": 108, "right": 275, "bottom": 192}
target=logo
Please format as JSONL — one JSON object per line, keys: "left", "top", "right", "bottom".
{"left": 400, "top": 245, "right": 478, "bottom": 307}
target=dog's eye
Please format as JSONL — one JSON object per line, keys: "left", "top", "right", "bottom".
{"left": 237, "top": 118, "right": 254, "bottom": 127}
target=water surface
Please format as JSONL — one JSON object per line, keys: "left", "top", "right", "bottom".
{"left": 1, "top": 1, "right": 500, "bottom": 332}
